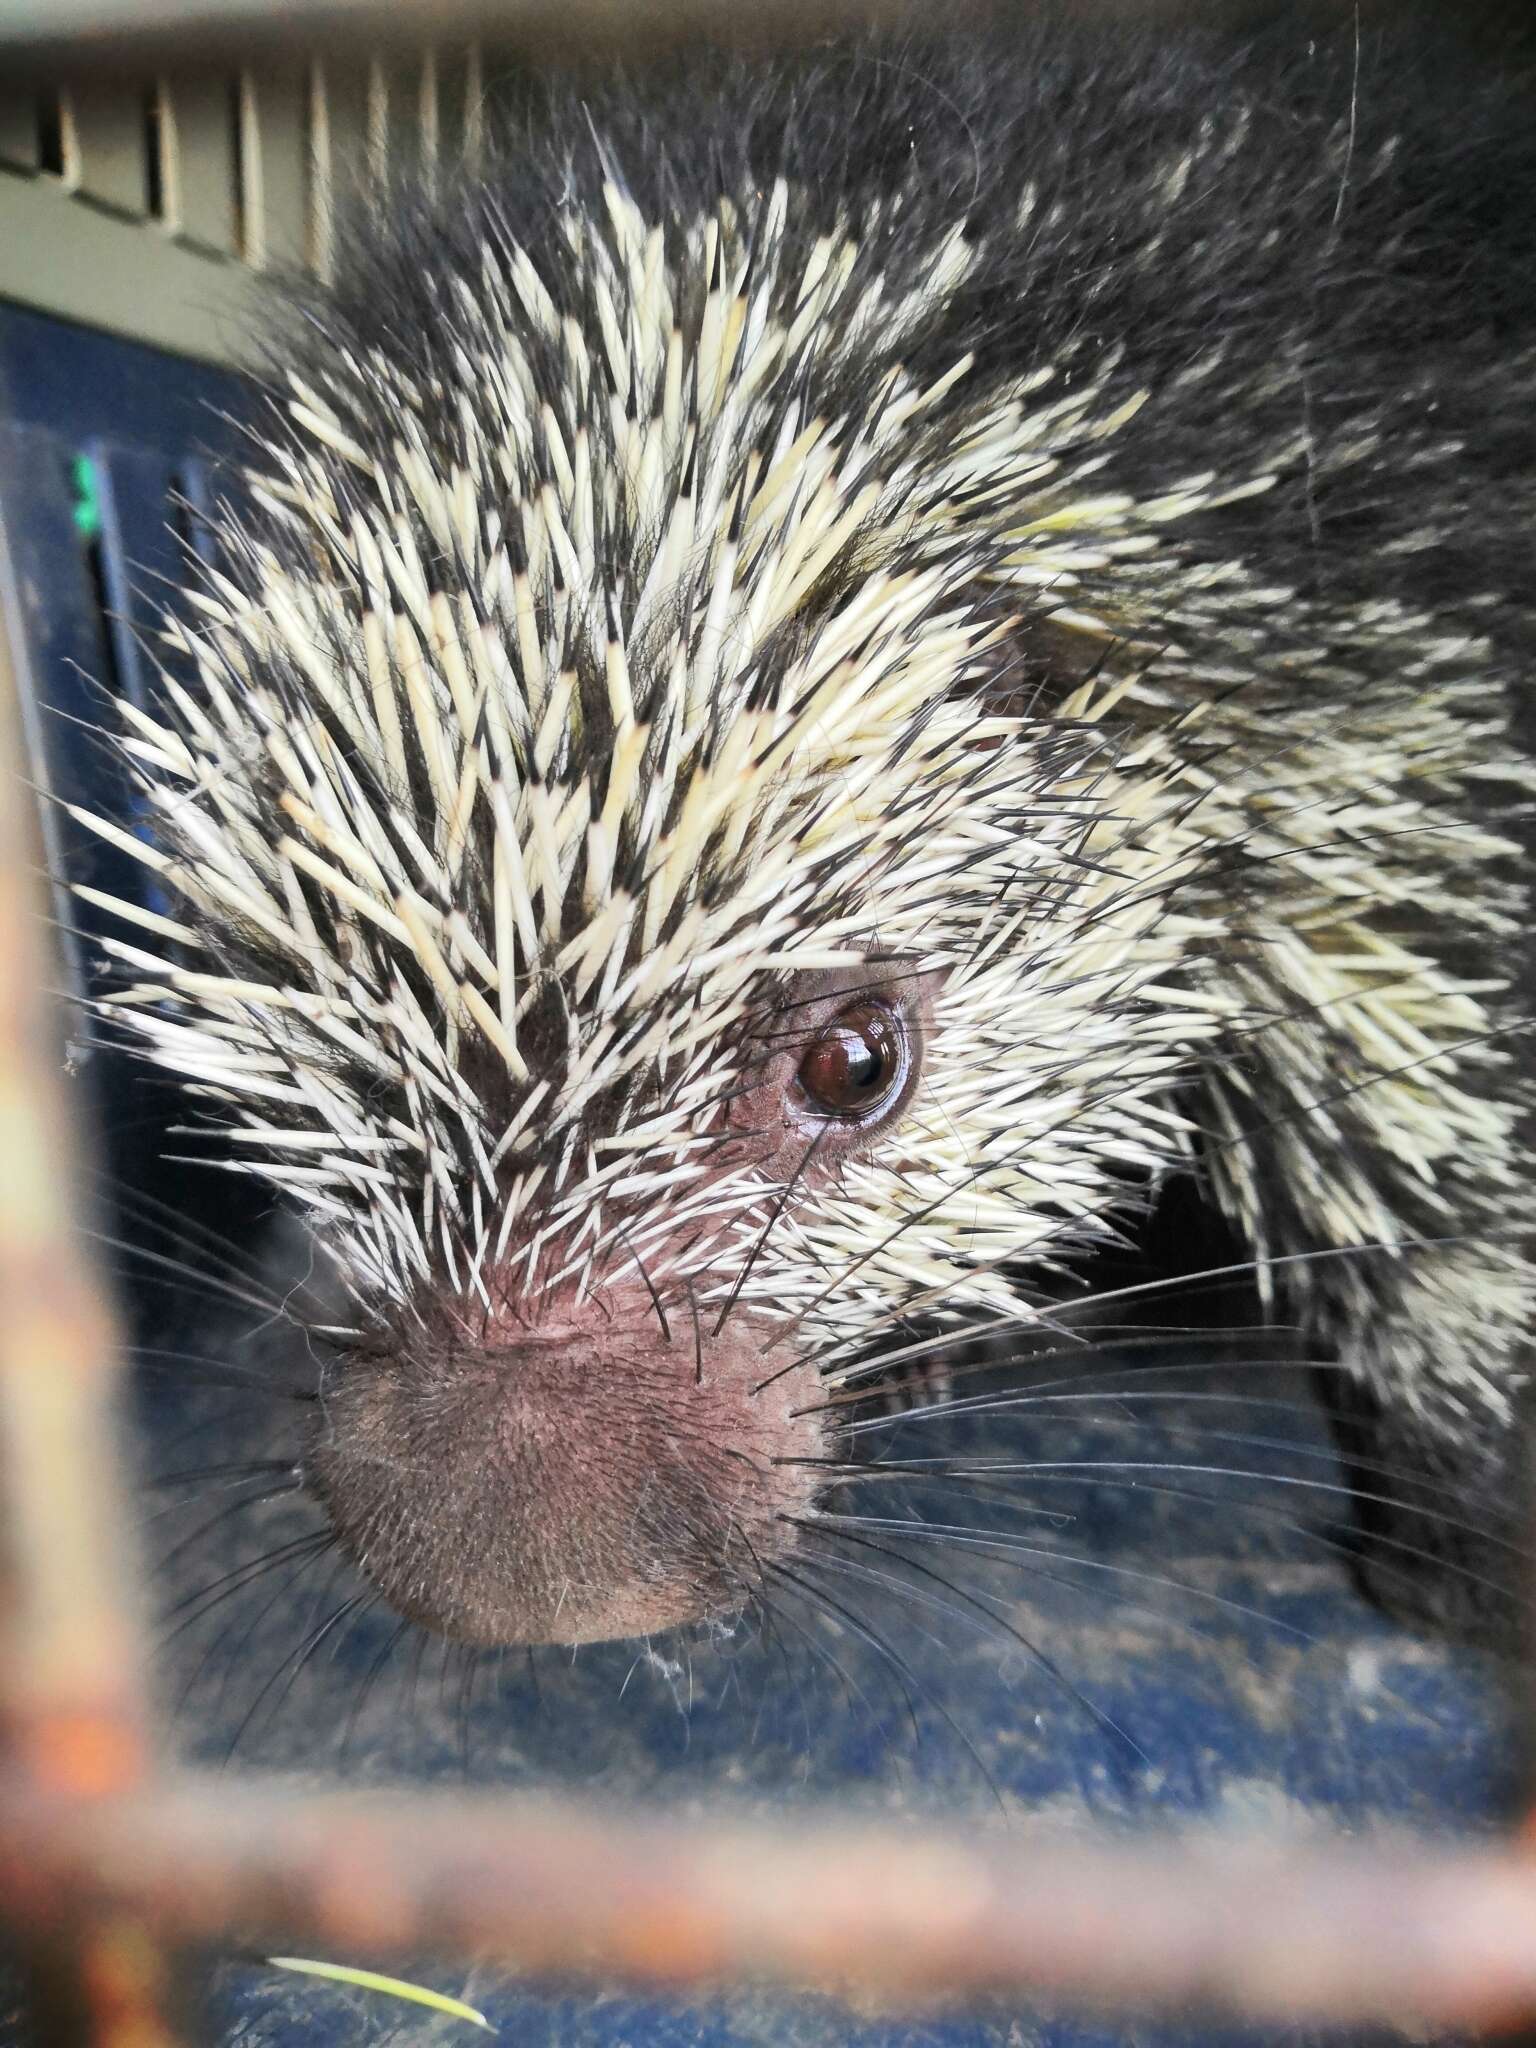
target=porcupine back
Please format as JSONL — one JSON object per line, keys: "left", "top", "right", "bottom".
{"left": 83, "top": 9, "right": 1536, "bottom": 1668}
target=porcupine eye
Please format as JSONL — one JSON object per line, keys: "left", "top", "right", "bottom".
{"left": 795, "top": 1001, "right": 909, "bottom": 1123}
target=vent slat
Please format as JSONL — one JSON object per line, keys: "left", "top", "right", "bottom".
{"left": 238, "top": 64, "right": 308, "bottom": 270}
{"left": 0, "top": 46, "right": 484, "bottom": 362}
{"left": 433, "top": 46, "right": 483, "bottom": 181}
{"left": 0, "top": 91, "right": 39, "bottom": 171}
{"left": 158, "top": 74, "right": 238, "bottom": 252}
{"left": 366, "top": 54, "right": 419, "bottom": 195}
{"left": 62, "top": 77, "right": 148, "bottom": 214}
{"left": 417, "top": 45, "right": 440, "bottom": 194}
{"left": 305, "top": 56, "right": 368, "bottom": 284}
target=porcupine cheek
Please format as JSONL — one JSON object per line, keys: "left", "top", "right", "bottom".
{"left": 302, "top": 1301, "right": 824, "bottom": 1648}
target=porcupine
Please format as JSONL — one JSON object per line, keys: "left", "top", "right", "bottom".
{"left": 74, "top": 9, "right": 1536, "bottom": 1670}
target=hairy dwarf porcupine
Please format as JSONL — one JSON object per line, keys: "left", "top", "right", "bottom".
{"left": 76, "top": 12, "right": 1536, "bottom": 1661}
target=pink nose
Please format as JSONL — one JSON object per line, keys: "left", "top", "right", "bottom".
{"left": 304, "top": 1301, "right": 824, "bottom": 1647}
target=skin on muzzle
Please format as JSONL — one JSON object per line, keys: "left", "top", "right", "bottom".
{"left": 305, "top": 1291, "right": 825, "bottom": 1647}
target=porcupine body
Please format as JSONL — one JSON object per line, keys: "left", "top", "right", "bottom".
{"left": 80, "top": 12, "right": 1536, "bottom": 1660}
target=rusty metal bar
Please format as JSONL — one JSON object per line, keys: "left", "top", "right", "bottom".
{"left": 0, "top": 552, "right": 154, "bottom": 1792}
{"left": 1, "top": 1776, "right": 1536, "bottom": 2031}
{"left": 0, "top": 539, "right": 184, "bottom": 2039}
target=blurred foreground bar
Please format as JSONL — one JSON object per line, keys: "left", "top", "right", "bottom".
{"left": 3, "top": 1777, "right": 1536, "bottom": 2031}
{"left": 0, "top": 535, "right": 182, "bottom": 2035}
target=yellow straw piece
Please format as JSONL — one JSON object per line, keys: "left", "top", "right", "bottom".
{"left": 266, "top": 1957, "right": 493, "bottom": 2029}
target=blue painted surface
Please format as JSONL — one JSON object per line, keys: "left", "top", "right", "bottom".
{"left": 0, "top": 300, "right": 241, "bottom": 918}
{"left": 0, "top": 296, "right": 240, "bottom": 444}
{"left": 1, "top": 301, "right": 1515, "bottom": 2048}
{"left": 0, "top": 299, "right": 254, "bottom": 1254}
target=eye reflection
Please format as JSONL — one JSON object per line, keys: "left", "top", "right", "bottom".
{"left": 795, "top": 1001, "right": 908, "bottom": 1122}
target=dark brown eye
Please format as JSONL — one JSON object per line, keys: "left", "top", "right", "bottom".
{"left": 796, "top": 1001, "right": 908, "bottom": 1122}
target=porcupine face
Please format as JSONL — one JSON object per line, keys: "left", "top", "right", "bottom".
{"left": 84, "top": 69, "right": 1227, "bottom": 1648}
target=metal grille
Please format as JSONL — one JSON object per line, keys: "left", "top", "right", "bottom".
{"left": 0, "top": 53, "right": 483, "bottom": 363}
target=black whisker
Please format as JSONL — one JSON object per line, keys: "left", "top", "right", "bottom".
{"left": 716, "top": 1130, "right": 826, "bottom": 1339}
{"left": 221, "top": 1588, "right": 368, "bottom": 1766}
{"left": 866, "top": 1464, "right": 1522, "bottom": 1608}
{"left": 781, "top": 1541, "right": 1005, "bottom": 1800}
{"left": 158, "top": 1528, "right": 331, "bottom": 1641}
{"left": 150, "top": 1476, "right": 304, "bottom": 1580}
{"left": 790, "top": 1514, "right": 1151, "bottom": 1772}
{"left": 812, "top": 1507, "right": 1314, "bottom": 1644}
{"left": 341, "top": 1616, "right": 415, "bottom": 1763}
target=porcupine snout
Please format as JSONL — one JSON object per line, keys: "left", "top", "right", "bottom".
{"left": 304, "top": 1282, "right": 825, "bottom": 1647}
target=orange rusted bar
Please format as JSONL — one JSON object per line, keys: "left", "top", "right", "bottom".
{"left": 0, "top": 555, "right": 184, "bottom": 2043}
{"left": 2, "top": 1776, "right": 1536, "bottom": 2033}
